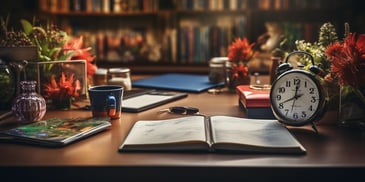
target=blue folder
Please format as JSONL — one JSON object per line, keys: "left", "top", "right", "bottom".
{"left": 132, "top": 73, "right": 225, "bottom": 93}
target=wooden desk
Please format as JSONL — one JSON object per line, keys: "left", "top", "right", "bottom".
{"left": 1, "top": 88, "right": 365, "bottom": 181}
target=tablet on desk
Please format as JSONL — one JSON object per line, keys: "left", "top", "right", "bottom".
{"left": 122, "top": 89, "right": 188, "bottom": 113}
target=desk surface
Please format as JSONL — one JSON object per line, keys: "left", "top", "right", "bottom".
{"left": 1, "top": 82, "right": 365, "bottom": 181}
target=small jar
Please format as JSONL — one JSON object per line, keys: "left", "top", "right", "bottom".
{"left": 209, "top": 57, "right": 228, "bottom": 83}
{"left": 93, "top": 68, "right": 108, "bottom": 85}
{"left": 270, "top": 49, "right": 285, "bottom": 84}
{"left": 12, "top": 80, "right": 46, "bottom": 123}
{"left": 107, "top": 68, "right": 132, "bottom": 90}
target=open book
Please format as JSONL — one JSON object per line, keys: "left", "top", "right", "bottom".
{"left": 119, "top": 116, "right": 306, "bottom": 154}
{"left": 0, "top": 117, "right": 111, "bottom": 147}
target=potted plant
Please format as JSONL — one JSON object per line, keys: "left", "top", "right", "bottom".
{"left": 1, "top": 16, "right": 97, "bottom": 109}
{"left": 226, "top": 37, "right": 256, "bottom": 91}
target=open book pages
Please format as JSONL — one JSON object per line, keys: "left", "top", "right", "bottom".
{"left": 210, "top": 116, "right": 305, "bottom": 153}
{"left": 119, "top": 115, "right": 306, "bottom": 154}
{"left": 120, "top": 116, "right": 210, "bottom": 151}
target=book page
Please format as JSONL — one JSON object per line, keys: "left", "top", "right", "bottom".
{"left": 210, "top": 116, "right": 304, "bottom": 151}
{"left": 122, "top": 116, "right": 207, "bottom": 145}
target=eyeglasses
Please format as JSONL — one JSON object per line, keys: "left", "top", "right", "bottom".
{"left": 159, "top": 106, "right": 199, "bottom": 115}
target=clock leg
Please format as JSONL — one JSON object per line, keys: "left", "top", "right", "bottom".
{"left": 311, "top": 121, "right": 319, "bottom": 134}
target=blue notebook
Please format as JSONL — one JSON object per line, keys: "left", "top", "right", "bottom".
{"left": 132, "top": 73, "right": 225, "bottom": 93}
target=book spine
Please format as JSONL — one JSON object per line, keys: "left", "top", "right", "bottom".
{"left": 193, "top": 26, "right": 201, "bottom": 63}
{"left": 204, "top": 116, "right": 214, "bottom": 149}
{"left": 209, "top": 26, "right": 220, "bottom": 58}
{"left": 171, "top": 29, "right": 177, "bottom": 63}
{"left": 91, "top": 0, "right": 102, "bottom": 12}
{"left": 102, "top": 0, "right": 110, "bottom": 13}
{"left": 178, "top": 27, "right": 188, "bottom": 63}
{"left": 201, "top": 26, "right": 210, "bottom": 63}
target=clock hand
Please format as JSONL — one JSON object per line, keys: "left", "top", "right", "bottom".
{"left": 291, "top": 85, "right": 300, "bottom": 111}
{"left": 280, "top": 95, "right": 297, "bottom": 104}
{"left": 294, "top": 84, "right": 299, "bottom": 97}
{"left": 281, "top": 85, "right": 300, "bottom": 104}
{"left": 290, "top": 92, "right": 304, "bottom": 112}
{"left": 290, "top": 85, "right": 306, "bottom": 111}
{"left": 291, "top": 98, "right": 296, "bottom": 112}
{"left": 295, "top": 93, "right": 304, "bottom": 99}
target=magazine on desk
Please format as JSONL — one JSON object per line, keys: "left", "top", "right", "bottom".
{"left": 119, "top": 115, "right": 306, "bottom": 154}
{"left": 0, "top": 117, "right": 111, "bottom": 147}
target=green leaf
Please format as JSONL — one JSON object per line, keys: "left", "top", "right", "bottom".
{"left": 59, "top": 51, "right": 74, "bottom": 60}
{"left": 20, "top": 19, "right": 33, "bottom": 35}
{"left": 353, "top": 88, "right": 365, "bottom": 105}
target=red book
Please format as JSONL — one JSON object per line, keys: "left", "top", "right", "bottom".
{"left": 236, "top": 85, "right": 271, "bottom": 108}
{"left": 236, "top": 85, "right": 274, "bottom": 119}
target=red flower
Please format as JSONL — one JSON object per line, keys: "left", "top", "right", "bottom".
{"left": 63, "top": 36, "right": 97, "bottom": 78}
{"left": 228, "top": 38, "right": 255, "bottom": 63}
{"left": 43, "top": 72, "right": 81, "bottom": 100}
{"left": 232, "top": 64, "right": 249, "bottom": 80}
{"left": 325, "top": 33, "right": 365, "bottom": 87}
{"left": 227, "top": 38, "right": 256, "bottom": 81}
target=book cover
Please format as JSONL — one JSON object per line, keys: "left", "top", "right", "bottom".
{"left": 132, "top": 73, "right": 225, "bottom": 92}
{"left": 239, "top": 98, "right": 275, "bottom": 119}
{"left": 119, "top": 115, "right": 306, "bottom": 154}
{"left": 0, "top": 117, "right": 111, "bottom": 147}
{"left": 122, "top": 89, "right": 188, "bottom": 113}
{"left": 236, "top": 85, "right": 271, "bottom": 108}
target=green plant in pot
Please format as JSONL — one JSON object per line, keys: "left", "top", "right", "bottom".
{"left": 0, "top": 16, "right": 38, "bottom": 105}
{"left": 1, "top": 16, "right": 97, "bottom": 110}
{"left": 19, "top": 18, "right": 72, "bottom": 62}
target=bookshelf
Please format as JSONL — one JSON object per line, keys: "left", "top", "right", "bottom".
{"left": 28, "top": 0, "right": 361, "bottom": 72}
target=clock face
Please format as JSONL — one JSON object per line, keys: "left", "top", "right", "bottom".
{"left": 270, "top": 70, "right": 326, "bottom": 126}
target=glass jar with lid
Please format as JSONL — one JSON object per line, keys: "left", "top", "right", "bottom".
{"left": 107, "top": 68, "right": 132, "bottom": 90}
{"left": 93, "top": 68, "right": 108, "bottom": 86}
{"left": 208, "top": 57, "right": 228, "bottom": 83}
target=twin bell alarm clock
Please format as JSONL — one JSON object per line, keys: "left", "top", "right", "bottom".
{"left": 270, "top": 51, "right": 327, "bottom": 133}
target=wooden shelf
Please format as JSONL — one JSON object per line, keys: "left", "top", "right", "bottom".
{"left": 97, "top": 62, "right": 210, "bottom": 74}
{"left": 34, "top": 0, "right": 358, "bottom": 73}
{"left": 40, "top": 11, "right": 159, "bottom": 17}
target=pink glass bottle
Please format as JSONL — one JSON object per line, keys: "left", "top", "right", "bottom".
{"left": 12, "top": 80, "right": 46, "bottom": 123}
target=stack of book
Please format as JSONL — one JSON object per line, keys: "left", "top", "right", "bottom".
{"left": 236, "top": 85, "right": 275, "bottom": 119}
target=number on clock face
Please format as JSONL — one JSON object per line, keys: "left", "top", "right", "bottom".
{"left": 270, "top": 71, "right": 322, "bottom": 125}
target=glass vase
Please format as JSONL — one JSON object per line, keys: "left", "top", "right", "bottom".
{"left": 12, "top": 80, "right": 47, "bottom": 123}
{"left": 339, "top": 85, "right": 365, "bottom": 132}
{"left": 225, "top": 62, "right": 250, "bottom": 92}
{"left": 317, "top": 79, "right": 340, "bottom": 125}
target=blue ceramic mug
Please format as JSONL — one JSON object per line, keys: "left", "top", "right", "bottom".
{"left": 88, "top": 85, "right": 123, "bottom": 119}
